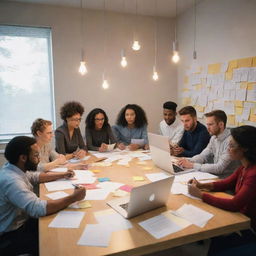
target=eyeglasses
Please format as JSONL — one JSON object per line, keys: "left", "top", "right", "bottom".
{"left": 70, "top": 118, "right": 82, "bottom": 122}
{"left": 95, "top": 118, "right": 105, "bottom": 122}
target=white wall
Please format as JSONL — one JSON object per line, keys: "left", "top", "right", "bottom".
{"left": 177, "top": 0, "right": 256, "bottom": 100}
{"left": 0, "top": 2, "right": 177, "bottom": 137}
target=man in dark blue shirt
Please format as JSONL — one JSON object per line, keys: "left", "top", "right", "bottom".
{"left": 172, "top": 106, "right": 210, "bottom": 157}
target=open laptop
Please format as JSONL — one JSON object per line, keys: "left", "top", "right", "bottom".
{"left": 148, "top": 132, "right": 194, "bottom": 175}
{"left": 107, "top": 177, "right": 174, "bottom": 219}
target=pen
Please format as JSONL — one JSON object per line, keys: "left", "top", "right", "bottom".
{"left": 72, "top": 184, "right": 80, "bottom": 189}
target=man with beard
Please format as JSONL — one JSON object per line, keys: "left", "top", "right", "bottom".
{"left": 0, "top": 136, "right": 86, "bottom": 256}
{"left": 172, "top": 106, "right": 210, "bottom": 157}
{"left": 177, "top": 110, "right": 240, "bottom": 178}
{"left": 159, "top": 101, "right": 184, "bottom": 145}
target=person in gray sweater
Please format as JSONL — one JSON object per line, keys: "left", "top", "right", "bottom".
{"left": 85, "top": 108, "right": 116, "bottom": 152}
{"left": 177, "top": 110, "right": 240, "bottom": 178}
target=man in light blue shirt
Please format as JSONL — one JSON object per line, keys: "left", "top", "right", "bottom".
{"left": 0, "top": 136, "right": 86, "bottom": 255}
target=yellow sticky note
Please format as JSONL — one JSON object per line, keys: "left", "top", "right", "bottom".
{"left": 227, "top": 60, "right": 238, "bottom": 73}
{"left": 197, "top": 106, "right": 205, "bottom": 112}
{"left": 227, "top": 115, "right": 236, "bottom": 125}
{"left": 253, "top": 57, "right": 256, "bottom": 67}
{"left": 184, "top": 76, "right": 188, "bottom": 84}
{"left": 195, "top": 84, "right": 202, "bottom": 90}
{"left": 137, "top": 161, "right": 147, "bottom": 165}
{"left": 249, "top": 114, "right": 256, "bottom": 122}
{"left": 225, "top": 72, "right": 233, "bottom": 80}
{"left": 78, "top": 201, "right": 92, "bottom": 209}
{"left": 235, "top": 107, "right": 243, "bottom": 115}
{"left": 238, "top": 57, "right": 253, "bottom": 68}
{"left": 143, "top": 166, "right": 153, "bottom": 170}
{"left": 240, "top": 82, "right": 248, "bottom": 89}
{"left": 92, "top": 169, "right": 101, "bottom": 173}
{"left": 113, "top": 189, "right": 128, "bottom": 197}
{"left": 133, "top": 176, "right": 145, "bottom": 181}
{"left": 234, "top": 100, "right": 244, "bottom": 108}
{"left": 208, "top": 63, "right": 221, "bottom": 74}
{"left": 248, "top": 83, "right": 256, "bottom": 90}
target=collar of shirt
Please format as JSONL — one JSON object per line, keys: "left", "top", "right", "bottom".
{"left": 215, "top": 128, "right": 230, "bottom": 142}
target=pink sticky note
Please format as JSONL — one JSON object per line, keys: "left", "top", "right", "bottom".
{"left": 120, "top": 185, "right": 133, "bottom": 192}
{"left": 83, "top": 184, "right": 98, "bottom": 189}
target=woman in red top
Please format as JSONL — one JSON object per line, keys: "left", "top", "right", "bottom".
{"left": 188, "top": 125, "right": 256, "bottom": 255}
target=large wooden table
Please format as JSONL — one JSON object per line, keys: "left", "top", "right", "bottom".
{"left": 39, "top": 153, "right": 250, "bottom": 256}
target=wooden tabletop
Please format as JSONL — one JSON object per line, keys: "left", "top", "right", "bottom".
{"left": 39, "top": 153, "right": 250, "bottom": 256}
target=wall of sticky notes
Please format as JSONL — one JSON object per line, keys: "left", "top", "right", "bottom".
{"left": 181, "top": 56, "right": 256, "bottom": 127}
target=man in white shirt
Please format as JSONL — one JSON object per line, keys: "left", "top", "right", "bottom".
{"left": 159, "top": 101, "right": 184, "bottom": 145}
{"left": 177, "top": 110, "right": 239, "bottom": 178}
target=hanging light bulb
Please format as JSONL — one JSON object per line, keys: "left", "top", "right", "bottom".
{"left": 102, "top": 79, "right": 109, "bottom": 89}
{"left": 120, "top": 49, "right": 127, "bottom": 67}
{"left": 78, "top": 61, "right": 87, "bottom": 75}
{"left": 132, "top": 40, "right": 141, "bottom": 51}
{"left": 102, "top": 73, "right": 109, "bottom": 89}
{"left": 152, "top": 66, "right": 159, "bottom": 81}
{"left": 172, "top": 41, "right": 180, "bottom": 63}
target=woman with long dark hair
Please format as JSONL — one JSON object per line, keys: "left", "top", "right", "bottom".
{"left": 188, "top": 125, "right": 256, "bottom": 254}
{"left": 112, "top": 104, "right": 149, "bottom": 151}
{"left": 85, "top": 108, "right": 116, "bottom": 152}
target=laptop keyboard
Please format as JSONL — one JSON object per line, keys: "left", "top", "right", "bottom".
{"left": 120, "top": 203, "right": 129, "bottom": 211}
{"left": 172, "top": 164, "right": 184, "bottom": 173}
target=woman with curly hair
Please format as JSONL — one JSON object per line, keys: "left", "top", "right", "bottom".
{"left": 112, "top": 104, "right": 149, "bottom": 151}
{"left": 85, "top": 108, "right": 116, "bottom": 152}
{"left": 31, "top": 118, "right": 67, "bottom": 171}
{"left": 55, "top": 101, "right": 87, "bottom": 159}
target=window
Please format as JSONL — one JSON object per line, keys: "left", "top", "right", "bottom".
{"left": 0, "top": 25, "right": 55, "bottom": 142}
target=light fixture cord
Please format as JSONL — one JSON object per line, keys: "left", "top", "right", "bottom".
{"left": 103, "top": 0, "right": 106, "bottom": 76}
{"left": 154, "top": 0, "right": 157, "bottom": 68}
{"left": 193, "top": 0, "right": 197, "bottom": 53}
{"left": 80, "top": 0, "right": 84, "bottom": 59}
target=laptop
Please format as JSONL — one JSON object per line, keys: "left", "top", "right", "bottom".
{"left": 107, "top": 177, "right": 174, "bottom": 219}
{"left": 148, "top": 132, "right": 194, "bottom": 175}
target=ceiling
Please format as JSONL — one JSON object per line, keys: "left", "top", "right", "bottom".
{"left": 6, "top": 0, "right": 198, "bottom": 18}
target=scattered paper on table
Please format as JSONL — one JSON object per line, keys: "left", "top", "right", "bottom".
{"left": 139, "top": 214, "right": 182, "bottom": 239}
{"left": 46, "top": 191, "right": 69, "bottom": 200}
{"left": 49, "top": 211, "right": 85, "bottom": 228}
{"left": 84, "top": 189, "right": 110, "bottom": 200}
{"left": 77, "top": 224, "right": 112, "bottom": 247}
{"left": 173, "top": 204, "right": 214, "bottom": 228}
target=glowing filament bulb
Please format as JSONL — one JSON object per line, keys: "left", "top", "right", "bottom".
{"left": 78, "top": 61, "right": 87, "bottom": 75}
{"left": 132, "top": 40, "right": 141, "bottom": 51}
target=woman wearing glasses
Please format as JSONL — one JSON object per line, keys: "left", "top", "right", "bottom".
{"left": 85, "top": 108, "right": 116, "bottom": 152}
{"left": 55, "top": 101, "right": 87, "bottom": 159}
{"left": 188, "top": 125, "right": 256, "bottom": 253}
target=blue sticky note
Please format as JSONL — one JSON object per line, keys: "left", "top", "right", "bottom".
{"left": 98, "top": 177, "right": 110, "bottom": 182}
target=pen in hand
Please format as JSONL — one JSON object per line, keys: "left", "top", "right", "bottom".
{"left": 72, "top": 184, "right": 81, "bottom": 189}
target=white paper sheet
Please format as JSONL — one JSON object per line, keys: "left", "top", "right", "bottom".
{"left": 49, "top": 211, "right": 85, "bottom": 228}
{"left": 95, "top": 212, "right": 133, "bottom": 231}
{"left": 46, "top": 191, "right": 69, "bottom": 200}
{"left": 77, "top": 224, "right": 112, "bottom": 247}
{"left": 44, "top": 180, "right": 73, "bottom": 192}
{"left": 84, "top": 189, "right": 110, "bottom": 200}
{"left": 138, "top": 214, "right": 182, "bottom": 239}
{"left": 131, "top": 139, "right": 145, "bottom": 146}
{"left": 97, "top": 181, "right": 124, "bottom": 192}
{"left": 145, "top": 172, "right": 170, "bottom": 182}
{"left": 173, "top": 204, "right": 214, "bottom": 228}
{"left": 174, "top": 172, "right": 218, "bottom": 183}
{"left": 50, "top": 167, "right": 68, "bottom": 173}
